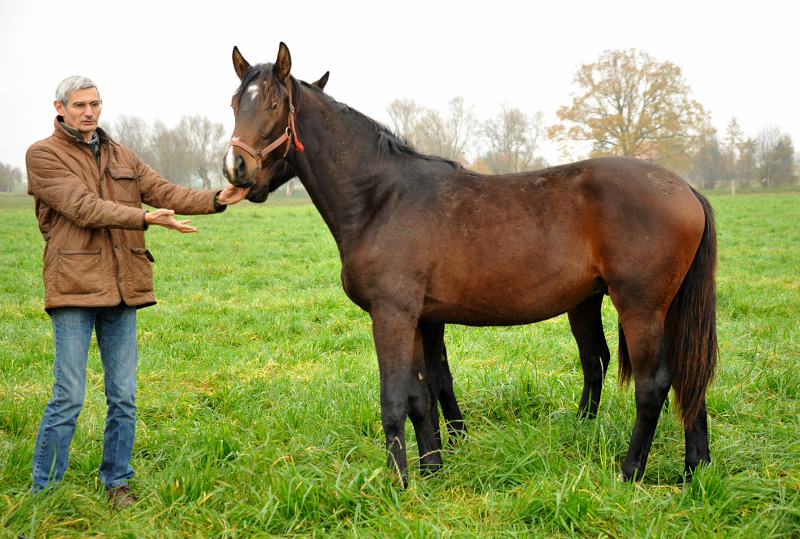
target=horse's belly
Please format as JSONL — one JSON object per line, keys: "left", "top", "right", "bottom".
{"left": 421, "top": 273, "right": 603, "bottom": 326}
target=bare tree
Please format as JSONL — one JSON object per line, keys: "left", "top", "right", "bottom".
{"left": 483, "top": 103, "right": 545, "bottom": 173}
{"left": 756, "top": 126, "right": 781, "bottom": 187}
{"left": 150, "top": 120, "right": 193, "bottom": 187}
{"left": 178, "top": 115, "right": 227, "bottom": 189}
{"left": 107, "top": 115, "right": 156, "bottom": 166}
{"left": 440, "top": 97, "right": 479, "bottom": 162}
{"left": 387, "top": 98, "right": 421, "bottom": 142}
{"left": 387, "top": 97, "right": 479, "bottom": 163}
{"left": 0, "top": 162, "right": 23, "bottom": 192}
{"left": 758, "top": 129, "right": 796, "bottom": 186}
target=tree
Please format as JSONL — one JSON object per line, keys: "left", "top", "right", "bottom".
{"left": 178, "top": 115, "right": 227, "bottom": 189}
{"left": 150, "top": 120, "right": 193, "bottom": 187}
{"left": 414, "top": 97, "right": 479, "bottom": 162}
{"left": 483, "top": 103, "right": 546, "bottom": 173}
{"left": 387, "top": 97, "right": 479, "bottom": 163}
{"left": 736, "top": 138, "right": 759, "bottom": 188}
{"left": 0, "top": 162, "right": 23, "bottom": 192}
{"left": 722, "top": 117, "right": 743, "bottom": 189}
{"left": 549, "top": 49, "right": 712, "bottom": 172}
{"left": 387, "top": 98, "right": 421, "bottom": 142}
{"left": 108, "top": 115, "right": 157, "bottom": 166}
{"left": 756, "top": 126, "right": 796, "bottom": 187}
{"left": 690, "top": 136, "right": 725, "bottom": 189}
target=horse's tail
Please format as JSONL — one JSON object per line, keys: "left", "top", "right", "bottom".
{"left": 667, "top": 188, "right": 718, "bottom": 428}
{"left": 618, "top": 188, "right": 718, "bottom": 429}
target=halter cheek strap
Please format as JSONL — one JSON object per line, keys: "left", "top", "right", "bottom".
{"left": 228, "top": 78, "right": 304, "bottom": 169}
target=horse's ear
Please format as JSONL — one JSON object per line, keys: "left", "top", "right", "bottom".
{"left": 275, "top": 42, "right": 292, "bottom": 81}
{"left": 232, "top": 46, "right": 250, "bottom": 81}
{"left": 313, "top": 71, "right": 330, "bottom": 90}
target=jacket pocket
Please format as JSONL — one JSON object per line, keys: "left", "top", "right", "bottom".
{"left": 108, "top": 167, "right": 141, "bottom": 204}
{"left": 55, "top": 248, "right": 103, "bottom": 294}
{"left": 130, "top": 247, "right": 154, "bottom": 292}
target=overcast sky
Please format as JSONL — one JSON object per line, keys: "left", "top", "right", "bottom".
{"left": 1, "top": 0, "right": 797, "bottom": 172}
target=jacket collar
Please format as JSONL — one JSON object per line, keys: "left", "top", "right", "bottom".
{"left": 54, "top": 116, "right": 113, "bottom": 145}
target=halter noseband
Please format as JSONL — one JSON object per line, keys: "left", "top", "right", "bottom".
{"left": 228, "top": 78, "right": 304, "bottom": 169}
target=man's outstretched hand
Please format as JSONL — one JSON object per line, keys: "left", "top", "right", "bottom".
{"left": 145, "top": 186, "right": 250, "bottom": 233}
{"left": 145, "top": 209, "right": 197, "bottom": 233}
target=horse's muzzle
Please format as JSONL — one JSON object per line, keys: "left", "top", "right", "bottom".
{"left": 223, "top": 146, "right": 258, "bottom": 188}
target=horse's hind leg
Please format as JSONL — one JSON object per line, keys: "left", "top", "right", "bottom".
{"left": 421, "top": 322, "right": 447, "bottom": 449}
{"left": 568, "top": 294, "right": 610, "bottom": 419}
{"left": 421, "top": 323, "right": 466, "bottom": 451}
{"left": 410, "top": 323, "right": 444, "bottom": 475}
{"left": 438, "top": 344, "right": 466, "bottom": 444}
{"left": 683, "top": 399, "right": 710, "bottom": 481}
{"left": 619, "top": 319, "right": 672, "bottom": 481}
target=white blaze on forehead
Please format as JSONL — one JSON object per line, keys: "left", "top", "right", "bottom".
{"left": 247, "top": 83, "right": 260, "bottom": 101}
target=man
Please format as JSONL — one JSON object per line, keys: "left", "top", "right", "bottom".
{"left": 26, "top": 75, "right": 249, "bottom": 508}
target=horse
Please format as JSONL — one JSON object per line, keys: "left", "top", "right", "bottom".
{"left": 245, "top": 72, "right": 468, "bottom": 450}
{"left": 245, "top": 75, "right": 616, "bottom": 459}
{"left": 223, "top": 43, "right": 718, "bottom": 486}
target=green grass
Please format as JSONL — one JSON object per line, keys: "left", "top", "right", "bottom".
{"left": 1, "top": 191, "right": 799, "bottom": 537}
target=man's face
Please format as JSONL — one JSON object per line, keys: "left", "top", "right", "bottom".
{"left": 54, "top": 87, "right": 102, "bottom": 140}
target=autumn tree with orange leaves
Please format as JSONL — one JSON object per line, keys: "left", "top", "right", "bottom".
{"left": 549, "top": 49, "right": 713, "bottom": 173}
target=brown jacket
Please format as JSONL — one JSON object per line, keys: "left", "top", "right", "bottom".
{"left": 27, "top": 117, "right": 223, "bottom": 312}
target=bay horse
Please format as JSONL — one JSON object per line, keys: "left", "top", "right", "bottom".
{"left": 223, "top": 43, "right": 718, "bottom": 486}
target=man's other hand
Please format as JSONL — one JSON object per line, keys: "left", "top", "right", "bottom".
{"left": 145, "top": 209, "right": 198, "bottom": 233}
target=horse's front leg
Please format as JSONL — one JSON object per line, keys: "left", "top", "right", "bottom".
{"left": 371, "top": 308, "right": 441, "bottom": 487}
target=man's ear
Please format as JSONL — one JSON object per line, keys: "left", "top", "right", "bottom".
{"left": 54, "top": 100, "right": 66, "bottom": 116}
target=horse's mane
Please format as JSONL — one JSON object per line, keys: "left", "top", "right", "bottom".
{"left": 339, "top": 103, "right": 461, "bottom": 169}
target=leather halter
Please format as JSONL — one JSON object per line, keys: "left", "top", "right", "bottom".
{"left": 228, "top": 78, "right": 304, "bottom": 169}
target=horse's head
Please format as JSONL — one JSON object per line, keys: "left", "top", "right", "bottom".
{"left": 233, "top": 66, "right": 329, "bottom": 203}
{"left": 223, "top": 42, "right": 302, "bottom": 189}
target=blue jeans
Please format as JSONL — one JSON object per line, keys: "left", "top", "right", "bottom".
{"left": 32, "top": 305, "right": 138, "bottom": 491}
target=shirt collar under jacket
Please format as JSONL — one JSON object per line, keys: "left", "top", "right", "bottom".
{"left": 57, "top": 116, "right": 100, "bottom": 162}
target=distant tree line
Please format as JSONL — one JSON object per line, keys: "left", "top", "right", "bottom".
{"left": 0, "top": 162, "right": 23, "bottom": 192}
{"left": 108, "top": 114, "right": 227, "bottom": 189}
{"left": 389, "top": 49, "right": 798, "bottom": 189}
{"left": 387, "top": 97, "right": 548, "bottom": 174}
{"left": 1, "top": 115, "right": 230, "bottom": 193}
{"left": 2, "top": 49, "right": 796, "bottom": 193}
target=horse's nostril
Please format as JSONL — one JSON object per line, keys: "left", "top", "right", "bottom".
{"left": 235, "top": 155, "right": 245, "bottom": 171}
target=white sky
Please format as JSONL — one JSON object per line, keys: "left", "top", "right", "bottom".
{"left": 1, "top": 0, "right": 797, "bottom": 172}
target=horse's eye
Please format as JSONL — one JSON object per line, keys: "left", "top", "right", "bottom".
{"left": 270, "top": 102, "right": 278, "bottom": 110}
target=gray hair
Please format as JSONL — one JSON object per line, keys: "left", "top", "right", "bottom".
{"left": 55, "top": 75, "right": 99, "bottom": 104}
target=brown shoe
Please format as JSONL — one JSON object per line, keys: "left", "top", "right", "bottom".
{"left": 107, "top": 484, "right": 137, "bottom": 509}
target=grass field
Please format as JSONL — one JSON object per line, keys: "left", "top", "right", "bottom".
{"left": 1, "top": 190, "right": 799, "bottom": 537}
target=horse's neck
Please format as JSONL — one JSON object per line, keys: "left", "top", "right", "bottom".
{"left": 290, "top": 92, "right": 397, "bottom": 252}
